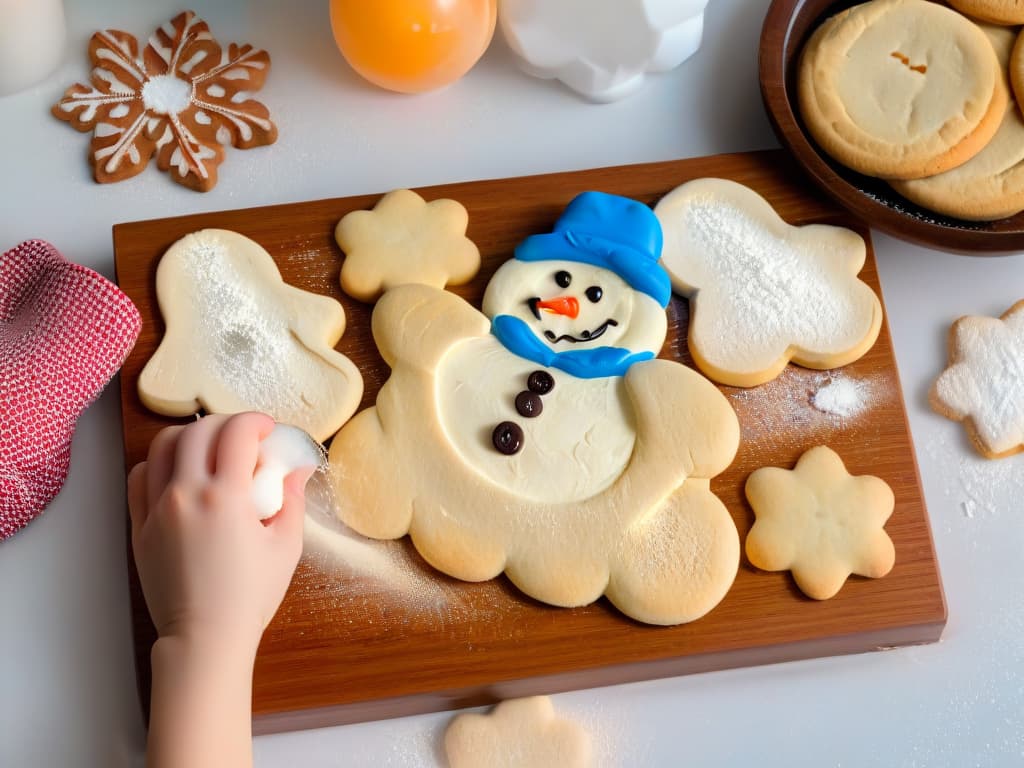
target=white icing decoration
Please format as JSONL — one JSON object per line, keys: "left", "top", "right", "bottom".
{"left": 207, "top": 84, "right": 226, "bottom": 97}
{"left": 108, "top": 103, "right": 131, "bottom": 119}
{"left": 93, "top": 123, "right": 119, "bottom": 138}
{"left": 194, "top": 110, "right": 211, "bottom": 125}
{"left": 437, "top": 336, "right": 634, "bottom": 503}
{"left": 179, "top": 49, "right": 210, "bottom": 75}
{"left": 141, "top": 74, "right": 192, "bottom": 115}
{"left": 216, "top": 125, "right": 231, "bottom": 145}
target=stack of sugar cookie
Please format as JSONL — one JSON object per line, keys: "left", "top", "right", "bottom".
{"left": 799, "top": 0, "right": 1024, "bottom": 221}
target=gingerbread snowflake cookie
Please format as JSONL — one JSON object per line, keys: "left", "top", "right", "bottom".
{"left": 53, "top": 11, "right": 276, "bottom": 192}
{"left": 139, "top": 229, "right": 362, "bottom": 443}
{"left": 329, "top": 192, "right": 741, "bottom": 625}
{"left": 445, "top": 697, "right": 592, "bottom": 768}
{"left": 334, "top": 189, "right": 480, "bottom": 302}
{"left": 745, "top": 446, "right": 895, "bottom": 600}
{"left": 655, "top": 178, "right": 883, "bottom": 387}
{"left": 931, "top": 300, "right": 1024, "bottom": 459}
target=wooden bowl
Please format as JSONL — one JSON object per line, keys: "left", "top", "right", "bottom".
{"left": 759, "top": 0, "right": 1024, "bottom": 254}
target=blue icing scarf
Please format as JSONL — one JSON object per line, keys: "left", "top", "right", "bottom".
{"left": 491, "top": 314, "right": 653, "bottom": 379}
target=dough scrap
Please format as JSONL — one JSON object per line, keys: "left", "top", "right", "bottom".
{"left": 930, "top": 299, "right": 1024, "bottom": 459}
{"left": 745, "top": 445, "right": 896, "bottom": 600}
{"left": 445, "top": 696, "right": 592, "bottom": 768}
{"left": 335, "top": 189, "right": 480, "bottom": 302}
{"left": 655, "top": 178, "right": 882, "bottom": 387}
{"left": 139, "top": 229, "right": 362, "bottom": 442}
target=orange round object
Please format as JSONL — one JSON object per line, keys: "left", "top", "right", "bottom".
{"left": 329, "top": 0, "right": 497, "bottom": 94}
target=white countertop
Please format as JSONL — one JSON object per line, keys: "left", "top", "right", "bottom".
{"left": 2, "top": 1, "right": 1023, "bottom": 766}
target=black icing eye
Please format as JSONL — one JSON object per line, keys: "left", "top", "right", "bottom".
{"left": 585, "top": 286, "right": 603, "bottom": 303}
{"left": 554, "top": 270, "right": 572, "bottom": 288}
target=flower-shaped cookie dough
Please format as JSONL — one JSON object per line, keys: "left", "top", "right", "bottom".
{"left": 499, "top": 0, "right": 709, "bottom": 102}
{"left": 53, "top": 11, "right": 276, "bottom": 192}
{"left": 445, "top": 697, "right": 592, "bottom": 768}
{"left": 655, "top": 178, "right": 883, "bottom": 387}
{"left": 931, "top": 300, "right": 1024, "bottom": 459}
{"left": 334, "top": 189, "right": 480, "bottom": 303}
{"left": 745, "top": 446, "right": 895, "bottom": 600}
{"left": 139, "top": 229, "right": 362, "bottom": 443}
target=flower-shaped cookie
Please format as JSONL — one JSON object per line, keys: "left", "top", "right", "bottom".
{"left": 499, "top": 0, "right": 709, "bottom": 102}
{"left": 745, "top": 446, "right": 896, "bottom": 600}
{"left": 655, "top": 178, "right": 883, "bottom": 387}
{"left": 334, "top": 189, "right": 480, "bottom": 303}
{"left": 139, "top": 229, "right": 362, "bottom": 443}
{"left": 53, "top": 11, "right": 276, "bottom": 191}
{"left": 445, "top": 696, "right": 592, "bottom": 768}
{"left": 931, "top": 300, "right": 1024, "bottom": 459}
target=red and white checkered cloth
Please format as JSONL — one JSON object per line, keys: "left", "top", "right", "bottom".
{"left": 1, "top": 240, "right": 141, "bottom": 540}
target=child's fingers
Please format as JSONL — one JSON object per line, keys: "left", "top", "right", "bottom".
{"left": 214, "top": 412, "right": 275, "bottom": 484}
{"left": 126, "top": 462, "right": 149, "bottom": 533}
{"left": 146, "top": 424, "right": 185, "bottom": 508}
{"left": 269, "top": 467, "right": 313, "bottom": 557}
{"left": 173, "top": 414, "right": 229, "bottom": 481}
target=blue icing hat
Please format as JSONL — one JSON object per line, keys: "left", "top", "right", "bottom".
{"left": 514, "top": 191, "right": 671, "bottom": 308}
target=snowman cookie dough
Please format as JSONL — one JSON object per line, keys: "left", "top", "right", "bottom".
{"left": 329, "top": 192, "right": 741, "bottom": 625}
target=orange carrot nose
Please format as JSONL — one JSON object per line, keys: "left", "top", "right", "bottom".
{"left": 536, "top": 296, "right": 580, "bottom": 319}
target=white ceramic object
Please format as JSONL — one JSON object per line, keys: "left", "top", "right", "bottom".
{"left": 250, "top": 423, "right": 326, "bottom": 519}
{"left": 0, "top": 0, "right": 65, "bottom": 97}
{"left": 499, "top": 0, "right": 709, "bottom": 102}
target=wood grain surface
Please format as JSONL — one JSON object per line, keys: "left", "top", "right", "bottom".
{"left": 114, "top": 149, "right": 946, "bottom": 733}
{"left": 760, "top": 0, "right": 1024, "bottom": 253}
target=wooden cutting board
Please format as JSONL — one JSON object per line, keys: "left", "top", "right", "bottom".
{"left": 114, "top": 149, "right": 945, "bottom": 734}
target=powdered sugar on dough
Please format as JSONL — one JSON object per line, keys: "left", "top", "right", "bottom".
{"left": 655, "top": 178, "right": 883, "bottom": 387}
{"left": 138, "top": 229, "right": 363, "bottom": 442}
{"left": 932, "top": 300, "right": 1024, "bottom": 458}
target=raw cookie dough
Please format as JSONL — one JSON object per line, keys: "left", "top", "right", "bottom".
{"left": 798, "top": 0, "right": 1006, "bottom": 179}
{"left": 745, "top": 445, "right": 896, "bottom": 600}
{"left": 445, "top": 697, "right": 592, "bottom": 768}
{"left": 139, "top": 229, "right": 363, "bottom": 443}
{"left": 930, "top": 299, "right": 1024, "bottom": 459}
{"left": 335, "top": 188, "right": 480, "bottom": 302}
{"left": 329, "top": 192, "right": 741, "bottom": 625}
{"left": 655, "top": 177, "right": 882, "bottom": 387}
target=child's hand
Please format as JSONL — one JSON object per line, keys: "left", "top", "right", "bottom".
{"left": 127, "top": 412, "right": 312, "bottom": 657}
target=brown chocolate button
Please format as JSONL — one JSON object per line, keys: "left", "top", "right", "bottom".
{"left": 527, "top": 370, "right": 555, "bottom": 395}
{"left": 492, "top": 421, "right": 524, "bottom": 455}
{"left": 515, "top": 390, "right": 543, "bottom": 418}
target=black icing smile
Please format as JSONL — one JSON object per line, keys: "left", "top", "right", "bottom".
{"left": 543, "top": 318, "right": 618, "bottom": 344}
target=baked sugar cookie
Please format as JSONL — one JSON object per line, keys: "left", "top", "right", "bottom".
{"left": 445, "top": 697, "right": 592, "bottom": 768}
{"left": 655, "top": 178, "right": 882, "bottom": 388}
{"left": 892, "top": 26, "right": 1024, "bottom": 221}
{"left": 335, "top": 189, "right": 480, "bottom": 303}
{"left": 1009, "top": 27, "right": 1024, "bottom": 120}
{"left": 799, "top": 0, "right": 1006, "bottom": 180}
{"left": 745, "top": 446, "right": 896, "bottom": 600}
{"left": 139, "top": 229, "right": 363, "bottom": 442}
{"left": 949, "top": 0, "right": 1024, "bottom": 24}
{"left": 931, "top": 300, "right": 1024, "bottom": 459}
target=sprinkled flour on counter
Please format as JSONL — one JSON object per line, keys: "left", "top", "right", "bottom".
{"left": 727, "top": 368, "right": 887, "bottom": 450}
{"left": 812, "top": 376, "right": 868, "bottom": 417}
